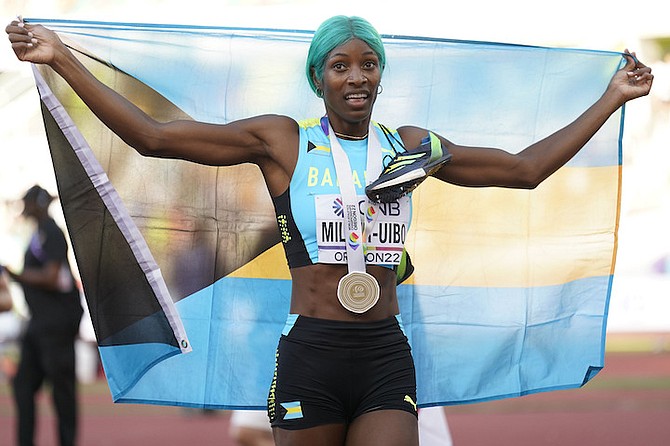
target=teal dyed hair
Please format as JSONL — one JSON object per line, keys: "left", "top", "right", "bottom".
{"left": 306, "top": 16, "right": 386, "bottom": 95}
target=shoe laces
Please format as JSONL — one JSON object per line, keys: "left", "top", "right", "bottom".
{"left": 382, "top": 153, "right": 396, "bottom": 170}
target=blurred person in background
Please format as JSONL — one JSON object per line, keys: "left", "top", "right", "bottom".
{"left": 2, "top": 185, "right": 83, "bottom": 446}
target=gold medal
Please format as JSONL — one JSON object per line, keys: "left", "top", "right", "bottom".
{"left": 337, "top": 271, "right": 380, "bottom": 313}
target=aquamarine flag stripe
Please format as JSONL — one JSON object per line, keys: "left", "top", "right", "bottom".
{"left": 401, "top": 276, "right": 611, "bottom": 405}
{"left": 29, "top": 18, "right": 624, "bottom": 168}
{"left": 112, "top": 279, "right": 290, "bottom": 409}
{"left": 109, "top": 275, "right": 609, "bottom": 408}
{"left": 99, "top": 343, "right": 183, "bottom": 402}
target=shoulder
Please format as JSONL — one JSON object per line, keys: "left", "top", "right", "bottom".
{"left": 40, "top": 219, "right": 68, "bottom": 254}
{"left": 250, "top": 114, "right": 299, "bottom": 138}
{"left": 397, "top": 125, "right": 430, "bottom": 148}
{"left": 244, "top": 114, "right": 300, "bottom": 156}
{"left": 226, "top": 114, "right": 298, "bottom": 140}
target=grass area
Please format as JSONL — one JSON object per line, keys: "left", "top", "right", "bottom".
{"left": 606, "top": 332, "right": 670, "bottom": 353}
{"left": 586, "top": 376, "right": 670, "bottom": 390}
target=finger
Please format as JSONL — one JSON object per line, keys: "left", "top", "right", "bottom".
{"left": 7, "top": 27, "right": 35, "bottom": 44}
{"left": 6, "top": 20, "right": 32, "bottom": 37}
{"left": 631, "top": 52, "right": 648, "bottom": 69}
{"left": 17, "top": 18, "right": 27, "bottom": 31}
{"left": 633, "top": 58, "right": 648, "bottom": 70}
{"left": 11, "top": 40, "right": 35, "bottom": 52}
{"left": 630, "top": 65, "right": 652, "bottom": 78}
{"left": 5, "top": 22, "right": 25, "bottom": 34}
{"left": 634, "top": 65, "right": 652, "bottom": 74}
{"left": 9, "top": 29, "right": 38, "bottom": 49}
{"left": 639, "top": 71, "right": 654, "bottom": 83}
{"left": 627, "top": 68, "right": 653, "bottom": 85}
{"left": 622, "top": 50, "right": 639, "bottom": 70}
{"left": 15, "top": 16, "right": 37, "bottom": 34}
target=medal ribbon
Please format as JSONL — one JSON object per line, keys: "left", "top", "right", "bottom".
{"left": 326, "top": 120, "right": 382, "bottom": 274}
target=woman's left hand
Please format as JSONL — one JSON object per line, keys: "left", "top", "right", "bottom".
{"left": 608, "top": 50, "right": 654, "bottom": 104}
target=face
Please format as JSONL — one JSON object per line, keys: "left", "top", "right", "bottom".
{"left": 314, "top": 38, "right": 382, "bottom": 135}
{"left": 21, "top": 200, "right": 39, "bottom": 219}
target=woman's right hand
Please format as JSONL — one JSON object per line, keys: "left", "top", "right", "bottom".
{"left": 5, "top": 18, "right": 63, "bottom": 65}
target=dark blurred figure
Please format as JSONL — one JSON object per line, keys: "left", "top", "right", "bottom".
{"left": 2, "top": 185, "right": 83, "bottom": 446}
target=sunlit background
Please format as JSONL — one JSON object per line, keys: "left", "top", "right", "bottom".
{"left": 0, "top": 0, "right": 668, "bottom": 348}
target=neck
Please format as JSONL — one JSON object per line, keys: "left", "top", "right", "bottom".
{"left": 33, "top": 213, "right": 49, "bottom": 224}
{"left": 322, "top": 115, "right": 371, "bottom": 141}
{"left": 333, "top": 130, "right": 368, "bottom": 141}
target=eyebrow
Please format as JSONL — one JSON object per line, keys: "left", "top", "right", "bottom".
{"left": 328, "top": 50, "right": 377, "bottom": 60}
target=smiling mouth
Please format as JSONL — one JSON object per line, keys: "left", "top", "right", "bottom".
{"left": 345, "top": 92, "right": 369, "bottom": 101}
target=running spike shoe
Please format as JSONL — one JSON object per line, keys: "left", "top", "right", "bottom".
{"left": 366, "top": 132, "right": 452, "bottom": 203}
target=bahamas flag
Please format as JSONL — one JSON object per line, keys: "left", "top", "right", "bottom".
{"left": 28, "top": 18, "right": 625, "bottom": 409}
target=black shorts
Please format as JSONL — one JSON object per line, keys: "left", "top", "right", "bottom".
{"left": 267, "top": 314, "right": 417, "bottom": 430}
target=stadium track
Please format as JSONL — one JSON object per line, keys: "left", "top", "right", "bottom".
{"left": 1, "top": 348, "right": 669, "bottom": 446}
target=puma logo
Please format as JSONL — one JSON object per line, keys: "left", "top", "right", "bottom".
{"left": 404, "top": 395, "right": 417, "bottom": 412}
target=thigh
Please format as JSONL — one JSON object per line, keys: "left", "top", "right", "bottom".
{"left": 353, "top": 336, "right": 417, "bottom": 420}
{"left": 346, "top": 409, "right": 419, "bottom": 446}
{"left": 269, "top": 336, "right": 347, "bottom": 430}
{"left": 273, "top": 423, "right": 347, "bottom": 446}
{"left": 14, "top": 335, "right": 44, "bottom": 390}
{"left": 40, "top": 336, "right": 75, "bottom": 382}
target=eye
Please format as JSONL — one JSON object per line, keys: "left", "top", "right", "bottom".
{"left": 332, "top": 62, "right": 347, "bottom": 71}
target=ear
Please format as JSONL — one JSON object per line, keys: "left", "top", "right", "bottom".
{"left": 310, "top": 66, "right": 322, "bottom": 91}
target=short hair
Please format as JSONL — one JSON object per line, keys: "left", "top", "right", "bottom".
{"left": 22, "top": 185, "right": 53, "bottom": 209}
{"left": 306, "top": 16, "right": 386, "bottom": 95}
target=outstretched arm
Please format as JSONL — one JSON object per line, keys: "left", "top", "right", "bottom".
{"left": 400, "top": 51, "right": 653, "bottom": 189}
{"left": 5, "top": 19, "right": 298, "bottom": 194}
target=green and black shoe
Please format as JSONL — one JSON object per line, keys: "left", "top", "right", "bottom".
{"left": 366, "top": 132, "right": 452, "bottom": 203}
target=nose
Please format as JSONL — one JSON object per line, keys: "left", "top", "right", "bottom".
{"left": 348, "top": 67, "right": 367, "bottom": 85}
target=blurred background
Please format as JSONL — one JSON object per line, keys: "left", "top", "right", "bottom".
{"left": 0, "top": 1, "right": 668, "bottom": 445}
